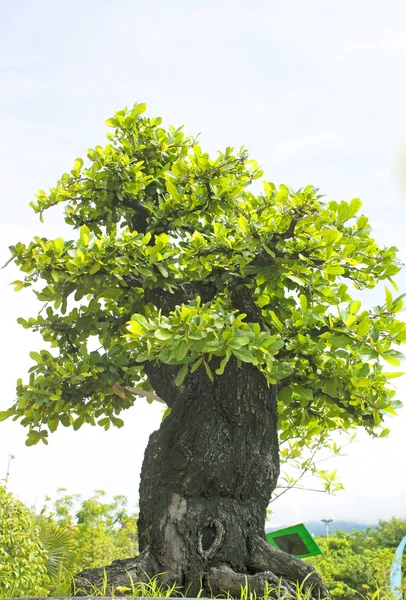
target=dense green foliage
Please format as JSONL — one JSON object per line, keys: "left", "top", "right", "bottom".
{"left": 1, "top": 102, "right": 405, "bottom": 456}
{"left": 0, "top": 485, "right": 50, "bottom": 598}
{"left": 36, "top": 489, "right": 138, "bottom": 594}
{"left": 309, "top": 519, "right": 406, "bottom": 600}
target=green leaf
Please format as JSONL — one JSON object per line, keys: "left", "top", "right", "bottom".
{"left": 351, "top": 377, "right": 371, "bottom": 387}
{"left": 385, "top": 287, "right": 393, "bottom": 310}
{"left": 60, "top": 415, "right": 71, "bottom": 427}
{"left": 278, "top": 386, "right": 292, "bottom": 402}
{"left": 11, "top": 280, "right": 24, "bottom": 291}
{"left": 166, "top": 181, "right": 179, "bottom": 201}
{"left": 388, "top": 276, "right": 399, "bottom": 291}
{"left": 345, "top": 314, "right": 357, "bottom": 327}
{"left": 229, "top": 336, "right": 250, "bottom": 349}
{"left": 154, "top": 328, "right": 173, "bottom": 340}
{"left": 17, "top": 317, "right": 30, "bottom": 329}
{"left": 299, "top": 294, "right": 307, "bottom": 312}
{"left": 73, "top": 416, "right": 84, "bottom": 431}
{"left": 162, "top": 407, "right": 172, "bottom": 421}
{"left": 48, "top": 418, "right": 59, "bottom": 433}
{"left": 237, "top": 215, "right": 249, "bottom": 233}
{"left": 321, "top": 229, "right": 342, "bottom": 245}
{"left": 0, "top": 410, "right": 13, "bottom": 422}
{"left": 348, "top": 197, "right": 362, "bottom": 218}
{"left": 270, "top": 311, "right": 283, "bottom": 330}
{"left": 132, "top": 314, "right": 150, "bottom": 329}
{"left": 127, "top": 322, "right": 146, "bottom": 336}
{"left": 26, "top": 431, "right": 41, "bottom": 446}
{"left": 204, "top": 360, "right": 214, "bottom": 382}
{"left": 322, "top": 379, "right": 339, "bottom": 397}
{"left": 271, "top": 362, "right": 294, "bottom": 380}
{"left": 131, "top": 103, "right": 147, "bottom": 116}
{"left": 357, "top": 320, "right": 370, "bottom": 337}
{"left": 173, "top": 339, "right": 189, "bottom": 361}
{"left": 294, "top": 385, "right": 313, "bottom": 403}
{"left": 373, "top": 411, "right": 381, "bottom": 426}
{"left": 175, "top": 364, "right": 188, "bottom": 386}
{"left": 337, "top": 201, "right": 349, "bottom": 224}
{"left": 263, "top": 338, "right": 284, "bottom": 354}
{"left": 350, "top": 300, "right": 361, "bottom": 314}
{"left": 325, "top": 265, "right": 345, "bottom": 275}
{"left": 381, "top": 353, "right": 401, "bottom": 366}
{"left": 215, "top": 353, "right": 231, "bottom": 375}
{"left": 105, "top": 118, "right": 119, "bottom": 127}
{"left": 156, "top": 263, "right": 169, "bottom": 278}
{"left": 190, "top": 357, "right": 203, "bottom": 373}
{"left": 383, "top": 371, "right": 404, "bottom": 379}
{"left": 232, "top": 347, "right": 255, "bottom": 363}
{"left": 89, "top": 262, "right": 100, "bottom": 274}
{"left": 127, "top": 314, "right": 150, "bottom": 336}
{"left": 73, "top": 158, "right": 83, "bottom": 175}
{"left": 330, "top": 334, "right": 352, "bottom": 349}
{"left": 286, "top": 274, "right": 307, "bottom": 286}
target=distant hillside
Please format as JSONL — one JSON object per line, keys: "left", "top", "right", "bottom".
{"left": 305, "top": 520, "right": 375, "bottom": 536}
{"left": 266, "top": 521, "right": 375, "bottom": 536}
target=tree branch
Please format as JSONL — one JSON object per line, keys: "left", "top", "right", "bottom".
{"left": 124, "top": 386, "right": 164, "bottom": 404}
{"left": 230, "top": 278, "right": 266, "bottom": 327}
{"left": 144, "top": 281, "right": 217, "bottom": 314}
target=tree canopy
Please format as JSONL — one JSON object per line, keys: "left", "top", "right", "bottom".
{"left": 2, "top": 102, "right": 405, "bottom": 447}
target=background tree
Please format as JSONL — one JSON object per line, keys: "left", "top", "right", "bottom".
{"left": 308, "top": 521, "right": 406, "bottom": 600}
{"left": 308, "top": 533, "right": 394, "bottom": 600}
{"left": 35, "top": 489, "right": 138, "bottom": 594}
{"left": 369, "top": 518, "right": 406, "bottom": 550}
{"left": 2, "top": 103, "right": 405, "bottom": 597}
{"left": 0, "top": 485, "right": 50, "bottom": 598}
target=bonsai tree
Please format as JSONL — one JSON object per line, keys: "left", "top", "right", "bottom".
{"left": 2, "top": 103, "right": 405, "bottom": 597}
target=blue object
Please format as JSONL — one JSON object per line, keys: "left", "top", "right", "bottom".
{"left": 390, "top": 534, "right": 406, "bottom": 599}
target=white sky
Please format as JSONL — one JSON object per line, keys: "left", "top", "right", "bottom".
{"left": 1, "top": 0, "right": 406, "bottom": 528}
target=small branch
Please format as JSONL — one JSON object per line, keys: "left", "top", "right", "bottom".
{"left": 124, "top": 386, "right": 164, "bottom": 404}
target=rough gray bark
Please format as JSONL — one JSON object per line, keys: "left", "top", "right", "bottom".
{"left": 75, "top": 360, "right": 328, "bottom": 599}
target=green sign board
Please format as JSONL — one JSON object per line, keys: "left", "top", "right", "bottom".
{"left": 266, "top": 523, "right": 322, "bottom": 559}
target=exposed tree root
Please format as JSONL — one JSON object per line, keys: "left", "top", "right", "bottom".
{"left": 74, "top": 548, "right": 160, "bottom": 595}
{"left": 249, "top": 537, "right": 329, "bottom": 599}
{"left": 74, "top": 537, "right": 328, "bottom": 599}
{"left": 206, "top": 564, "right": 297, "bottom": 598}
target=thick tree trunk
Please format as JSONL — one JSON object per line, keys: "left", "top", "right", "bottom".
{"left": 75, "top": 361, "right": 328, "bottom": 598}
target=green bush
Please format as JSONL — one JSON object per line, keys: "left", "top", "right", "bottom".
{"left": 308, "top": 530, "right": 404, "bottom": 600}
{"left": 35, "top": 489, "right": 138, "bottom": 594}
{"left": 0, "top": 485, "right": 50, "bottom": 598}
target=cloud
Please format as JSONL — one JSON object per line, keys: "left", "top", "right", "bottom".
{"left": 346, "top": 32, "right": 406, "bottom": 56}
{"left": 0, "top": 55, "right": 42, "bottom": 70}
{"left": 0, "top": 70, "right": 43, "bottom": 108}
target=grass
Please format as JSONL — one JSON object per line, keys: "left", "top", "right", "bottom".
{"left": 64, "top": 570, "right": 406, "bottom": 600}
{"left": 2, "top": 569, "right": 405, "bottom": 599}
